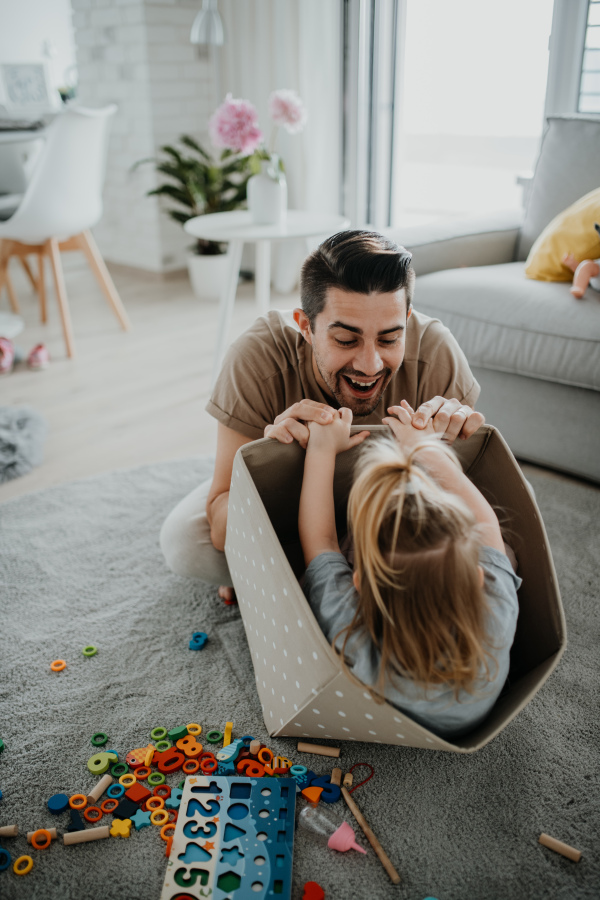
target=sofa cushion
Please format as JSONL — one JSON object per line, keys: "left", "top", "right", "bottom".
{"left": 517, "top": 117, "right": 600, "bottom": 261}
{"left": 525, "top": 186, "right": 600, "bottom": 282}
{"left": 414, "top": 262, "right": 600, "bottom": 391}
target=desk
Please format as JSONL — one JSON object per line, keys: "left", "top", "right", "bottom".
{"left": 0, "top": 128, "right": 46, "bottom": 199}
{"left": 184, "top": 209, "right": 350, "bottom": 384}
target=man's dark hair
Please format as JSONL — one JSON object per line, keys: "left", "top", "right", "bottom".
{"left": 300, "top": 230, "right": 415, "bottom": 328}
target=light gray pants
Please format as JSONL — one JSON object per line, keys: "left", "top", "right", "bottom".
{"left": 159, "top": 478, "right": 233, "bottom": 586}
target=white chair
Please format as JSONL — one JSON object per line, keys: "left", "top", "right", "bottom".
{"left": 0, "top": 105, "right": 130, "bottom": 357}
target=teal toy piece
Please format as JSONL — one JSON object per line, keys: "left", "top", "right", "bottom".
{"left": 130, "top": 808, "right": 153, "bottom": 831}
{"left": 168, "top": 725, "right": 188, "bottom": 742}
{"left": 309, "top": 775, "right": 341, "bottom": 804}
{"left": 0, "top": 847, "right": 11, "bottom": 871}
{"left": 47, "top": 792, "right": 70, "bottom": 814}
{"left": 189, "top": 631, "right": 208, "bottom": 650}
{"left": 215, "top": 737, "right": 244, "bottom": 762}
{"left": 165, "top": 787, "right": 182, "bottom": 810}
{"left": 160, "top": 775, "right": 296, "bottom": 899}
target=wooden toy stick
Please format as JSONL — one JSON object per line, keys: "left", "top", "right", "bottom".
{"left": 342, "top": 773, "right": 353, "bottom": 788}
{"left": 27, "top": 828, "right": 57, "bottom": 843}
{"left": 297, "top": 742, "right": 340, "bottom": 758}
{"left": 249, "top": 739, "right": 261, "bottom": 756}
{"left": 0, "top": 824, "right": 18, "bottom": 837}
{"left": 539, "top": 833, "right": 582, "bottom": 862}
{"left": 331, "top": 767, "right": 342, "bottom": 786}
{"left": 87, "top": 773, "right": 114, "bottom": 804}
{"left": 63, "top": 825, "right": 111, "bottom": 845}
{"left": 341, "top": 787, "right": 401, "bottom": 885}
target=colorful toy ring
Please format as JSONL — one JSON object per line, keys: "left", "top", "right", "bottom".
{"left": 134, "top": 766, "right": 151, "bottom": 781}
{"left": 14, "top": 855, "right": 33, "bottom": 876}
{"left": 0, "top": 848, "right": 10, "bottom": 871}
{"left": 258, "top": 747, "right": 274, "bottom": 765}
{"left": 100, "top": 798, "right": 118, "bottom": 813}
{"left": 151, "top": 726, "right": 168, "bottom": 741}
{"left": 147, "top": 772, "right": 165, "bottom": 786}
{"left": 160, "top": 823, "right": 176, "bottom": 841}
{"left": 146, "top": 796, "right": 165, "bottom": 811}
{"left": 200, "top": 757, "right": 218, "bottom": 774}
{"left": 205, "top": 730, "right": 223, "bottom": 744}
{"left": 50, "top": 659, "right": 66, "bottom": 672}
{"left": 119, "top": 773, "right": 136, "bottom": 788}
{"left": 31, "top": 829, "right": 51, "bottom": 850}
{"left": 82, "top": 645, "right": 97, "bottom": 657}
{"left": 167, "top": 809, "right": 178, "bottom": 824}
{"left": 91, "top": 732, "right": 108, "bottom": 746}
{"left": 84, "top": 806, "right": 102, "bottom": 823}
{"left": 186, "top": 723, "right": 201, "bottom": 736}
{"left": 150, "top": 810, "right": 169, "bottom": 827}
{"left": 111, "top": 762, "right": 128, "bottom": 777}
{"left": 152, "top": 784, "right": 170, "bottom": 798}
{"left": 155, "top": 739, "right": 172, "bottom": 752}
{"left": 69, "top": 794, "right": 87, "bottom": 810}
{"left": 107, "top": 783, "right": 125, "bottom": 799}
{"left": 182, "top": 759, "right": 200, "bottom": 774}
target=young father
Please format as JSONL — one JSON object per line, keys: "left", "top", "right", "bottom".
{"left": 160, "top": 230, "right": 484, "bottom": 594}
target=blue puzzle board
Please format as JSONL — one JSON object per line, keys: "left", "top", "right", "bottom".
{"left": 160, "top": 775, "right": 296, "bottom": 900}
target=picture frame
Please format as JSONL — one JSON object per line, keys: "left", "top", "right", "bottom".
{"left": 0, "top": 63, "right": 55, "bottom": 113}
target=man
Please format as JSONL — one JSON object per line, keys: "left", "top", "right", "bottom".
{"left": 160, "top": 230, "right": 484, "bottom": 594}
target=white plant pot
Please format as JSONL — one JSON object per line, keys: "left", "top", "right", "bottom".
{"left": 186, "top": 251, "right": 229, "bottom": 301}
{"left": 247, "top": 155, "right": 287, "bottom": 225}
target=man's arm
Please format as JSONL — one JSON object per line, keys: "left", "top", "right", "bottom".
{"left": 206, "top": 423, "right": 254, "bottom": 551}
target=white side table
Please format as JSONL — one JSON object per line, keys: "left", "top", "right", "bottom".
{"left": 184, "top": 209, "right": 350, "bottom": 385}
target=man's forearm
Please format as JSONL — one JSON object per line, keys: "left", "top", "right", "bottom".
{"left": 207, "top": 491, "right": 229, "bottom": 552}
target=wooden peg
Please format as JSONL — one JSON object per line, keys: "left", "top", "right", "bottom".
{"left": 249, "top": 739, "right": 261, "bottom": 756}
{"left": 27, "top": 828, "right": 57, "bottom": 843}
{"left": 63, "top": 825, "right": 111, "bottom": 845}
{"left": 342, "top": 773, "right": 353, "bottom": 788}
{"left": 87, "top": 773, "right": 114, "bottom": 805}
{"left": 297, "top": 742, "right": 340, "bottom": 758}
{"left": 330, "top": 767, "right": 342, "bottom": 787}
{"left": 539, "top": 833, "right": 582, "bottom": 862}
{"left": 341, "top": 786, "right": 401, "bottom": 884}
{"left": 0, "top": 824, "right": 18, "bottom": 837}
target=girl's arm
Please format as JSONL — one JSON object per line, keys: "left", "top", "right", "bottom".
{"left": 383, "top": 404, "right": 505, "bottom": 554}
{"left": 298, "top": 409, "right": 369, "bottom": 567}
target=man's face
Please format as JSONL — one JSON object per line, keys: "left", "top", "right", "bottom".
{"left": 294, "top": 286, "right": 412, "bottom": 416}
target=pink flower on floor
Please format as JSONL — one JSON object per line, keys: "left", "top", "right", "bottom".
{"left": 268, "top": 89, "right": 307, "bottom": 134}
{"left": 209, "top": 93, "right": 263, "bottom": 155}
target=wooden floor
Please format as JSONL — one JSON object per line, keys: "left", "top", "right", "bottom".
{"left": 0, "top": 252, "right": 298, "bottom": 504}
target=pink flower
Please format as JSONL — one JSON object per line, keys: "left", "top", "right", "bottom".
{"left": 268, "top": 89, "right": 307, "bottom": 134}
{"left": 209, "top": 93, "right": 263, "bottom": 155}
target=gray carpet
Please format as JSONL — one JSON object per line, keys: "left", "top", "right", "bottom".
{"left": 0, "top": 457, "right": 598, "bottom": 900}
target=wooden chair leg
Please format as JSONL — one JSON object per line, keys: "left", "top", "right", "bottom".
{"left": 77, "top": 229, "right": 131, "bottom": 331}
{"left": 0, "top": 242, "right": 20, "bottom": 314}
{"left": 47, "top": 238, "right": 75, "bottom": 358}
{"left": 38, "top": 253, "right": 47, "bottom": 323}
{"left": 20, "top": 256, "right": 38, "bottom": 293}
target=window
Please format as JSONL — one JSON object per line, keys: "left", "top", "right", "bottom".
{"left": 579, "top": 1, "right": 600, "bottom": 112}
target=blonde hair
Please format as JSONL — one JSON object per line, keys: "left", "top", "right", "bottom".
{"left": 337, "top": 436, "right": 496, "bottom": 701}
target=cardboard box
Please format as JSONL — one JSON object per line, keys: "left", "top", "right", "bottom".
{"left": 226, "top": 426, "right": 566, "bottom": 753}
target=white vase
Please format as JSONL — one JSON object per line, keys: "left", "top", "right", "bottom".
{"left": 247, "top": 154, "right": 287, "bottom": 225}
{"left": 186, "top": 250, "right": 229, "bottom": 300}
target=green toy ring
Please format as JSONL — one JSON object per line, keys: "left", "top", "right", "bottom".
{"left": 82, "top": 645, "right": 97, "bottom": 657}
{"left": 147, "top": 772, "right": 166, "bottom": 786}
{"left": 205, "top": 730, "right": 223, "bottom": 744}
{"left": 151, "top": 726, "right": 168, "bottom": 741}
{"left": 111, "top": 762, "right": 129, "bottom": 777}
{"left": 155, "top": 740, "right": 172, "bottom": 752}
{"left": 91, "top": 732, "right": 108, "bottom": 746}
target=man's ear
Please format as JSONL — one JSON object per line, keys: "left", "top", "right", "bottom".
{"left": 352, "top": 570, "right": 360, "bottom": 591}
{"left": 407, "top": 305, "right": 412, "bottom": 322}
{"left": 293, "top": 308, "right": 313, "bottom": 345}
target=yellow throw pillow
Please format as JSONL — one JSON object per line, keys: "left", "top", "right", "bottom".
{"left": 525, "top": 186, "right": 600, "bottom": 282}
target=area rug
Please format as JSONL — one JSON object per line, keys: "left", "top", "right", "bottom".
{"left": 0, "top": 457, "right": 598, "bottom": 900}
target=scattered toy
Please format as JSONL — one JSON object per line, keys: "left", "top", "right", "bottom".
{"left": 539, "top": 833, "right": 582, "bottom": 862}
{"left": 297, "top": 742, "right": 341, "bottom": 758}
{"left": 189, "top": 631, "right": 208, "bottom": 650}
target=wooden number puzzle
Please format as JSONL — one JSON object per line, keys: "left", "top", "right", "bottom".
{"left": 161, "top": 775, "right": 296, "bottom": 899}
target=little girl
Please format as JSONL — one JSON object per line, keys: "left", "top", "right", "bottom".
{"left": 298, "top": 403, "right": 520, "bottom": 739}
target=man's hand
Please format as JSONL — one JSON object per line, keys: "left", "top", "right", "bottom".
{"left": 408, "top": 396, "right": 484, "bottom": 442}
{"left": 383, "top": 400, "right": 437, "bottom": 449}
{"left": 264, "top": 400, "right": 337, "bottom": 448}
{"left": 307, "top": 408, "right": 369, "bottom": 455}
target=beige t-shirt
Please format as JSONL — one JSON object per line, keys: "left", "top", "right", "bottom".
{"left": 207, "top": 309, "right": 480, "bottom": 440}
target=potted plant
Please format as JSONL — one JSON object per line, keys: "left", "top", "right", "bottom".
{"left": 138, "top": 134, "right": 255, "bottom": 299}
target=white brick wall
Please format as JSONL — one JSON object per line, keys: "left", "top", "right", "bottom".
{"left": 71, "top": 0, "right": 215, "bottom": 272}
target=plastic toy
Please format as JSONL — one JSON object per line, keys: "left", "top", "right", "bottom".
{"left": 13, "top": 855, "right": 33, "bottom": 875}
{"left": 0, "top": 738, "right": 4, "bottom": 752}
{"left": 168, "top": 725, "right": 188, "bottom": 742}
{"left": 0, "top": 848, "right": 10, "bottom": 871}
{"left": 299, "top": 805, "right": 365, "bottom": 855}
{"left": 110, "top": 818, "right": 133, "bottom": 839}
{"left": 303, "top": 883, "right": 325, "bottom": 900}
{"left": 160, "top": 774, "right": 296, "bottom": 900}
{"left": 83, "top": 806, "right": 102, "bottom": 823}
{"left": 47, "top": 793, "right": 70, "bottom": 815}
{"left": 563, "top": 224, "right": 600, "bottom": 298}
{"left": 82, "top": 645, "right": 97, "bottom": 656}
{"left": 538, "top": 832, "right": 582, "bottom": 862}
{"left": 66, "top": 810, "right": 85, "bottom": 832}
{"left": 27, "top": 827, "right": 57, "bottom": 843}
{"left": 130, "top": 808, "right": 152, "bottom": 830}
{"left": 189, "top": 631, "right": 208, "bottom": 650}
{"left": 125, "top": 782, "right": 151, "bottom": 804}
{"left": 112, "top": 798, "right": 139, "bottom": 820}
{"left": 341, "top": 786, "right": 400, "bottom": 884}
{"left": 87, "top": 751, "right": 117, "bottom": 775}
{"left": 50, "top": 659, "right": 66, "bottom": 672}
{"left": 91, "top": 732, "right": 108, "bottom": 747}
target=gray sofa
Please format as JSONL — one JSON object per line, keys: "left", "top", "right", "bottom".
{"left": 386, "top": 117, "right": 600, "bottom": 483}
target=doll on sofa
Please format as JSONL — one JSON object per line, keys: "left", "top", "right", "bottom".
{"left": 563, "top": 222, "right": 600, "bottom": 299}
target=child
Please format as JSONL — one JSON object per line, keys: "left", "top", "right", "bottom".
{"left": 298, "top": 403, "right": 520, "bottom": 739}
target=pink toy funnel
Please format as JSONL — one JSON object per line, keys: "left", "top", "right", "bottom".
{"left": 327, "top": 821, "right": 367, "bottom": 854}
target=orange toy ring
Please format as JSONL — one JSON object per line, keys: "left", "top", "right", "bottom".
{"left": 160, "top": 823, "right": 176, "bottom": 841}
{"left": 182, "top": 759, "right": 200, "bottom": 774}
{"left": 258, "top": 747, "right": 274, "bottom": 765}
{"left": 84, "top": 806, "right": 102, "bottom": 823}
{"left": 31, "top": 829, "right": 51, "bottom": 850}
{"left": 134, "top": 766, "right": 151, "bottom": 780}
{"left": 146, "top": 796, "right": 165, "bottom": 811}
{"left": 200, "top": 757, "right": 218, "bottom": 774}
{"left": 50, "top": 659, "right": 66, "bottom": 672}
{"left": 69, "top": 794, "right": 87, "bottom": 810}
{"left": 100, "top": 798, "right": 118, "bottom": 813}
{"left": 14, "top": 855, "right": 33, "bottom": 875}
{"left": 150, "top": 810, "right": 169, "bottom": 826}
{"left": 167, "top": 809, "right": 178, "bottom": 824}
{"left": 153, "top": 785, "right": 171, "bottom": 799}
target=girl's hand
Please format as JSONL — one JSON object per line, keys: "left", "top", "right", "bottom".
{"left": 383, "top": 400, "right": 437, "bottom": 448}
{"left": 307, "top": 408, "right": 369, "bottom": 455}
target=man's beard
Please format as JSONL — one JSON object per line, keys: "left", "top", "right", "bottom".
{"left": 313, "top": 349, "right": 393, "bottom": 417}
